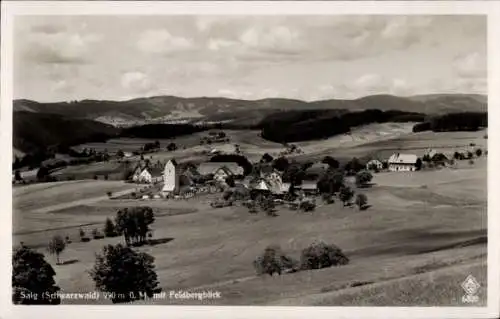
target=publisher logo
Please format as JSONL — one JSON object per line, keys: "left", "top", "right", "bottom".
{"left": 461, "top": 275, "right": 480, "bottom": 303}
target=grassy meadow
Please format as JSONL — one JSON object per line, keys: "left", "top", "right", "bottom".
{"left": 12, "top": 127, "right": 488, "bottom": 306}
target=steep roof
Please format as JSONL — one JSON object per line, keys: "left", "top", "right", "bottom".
{"left": 167, "top": 159, "right": 178, "bottom": 166}
{"left": 198, "top": 162, "right": 244, "bottom": 176}
{"left": 143, "top": 166, "right": 164, "bottom": 177}
{"left": 253, "top": 179, "right": 271, "bottom": 191}
{"left": 388, "top": 153, "right": 418, "bottom": 164}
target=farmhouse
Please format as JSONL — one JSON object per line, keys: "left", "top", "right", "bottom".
{"left": 198, "top": 162, "right": 244, "bottom": 181}
{"left": 132, "top": 164, "right": 164, "bottom": 184}
{"left": 260, "top": 169, "right": 286, "bottom": 195}
{"left": 162, "top": 159, "right": 180, "bottom": 195}
{"left": 366, "top": 159, "right": 383, "bottom": 171}
{"left": 387, "top": 153, "right": 419, "bottom": 172}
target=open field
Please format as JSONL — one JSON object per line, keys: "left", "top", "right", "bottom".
{"left": 13, "top": 180, "right": 137, "bottom": 236}
{"left": 12, "top": 128, "right": 488, "bottom": 306}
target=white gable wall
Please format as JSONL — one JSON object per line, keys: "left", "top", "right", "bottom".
{"left": 162, "top": 160, "right": 179, "bottom": 193}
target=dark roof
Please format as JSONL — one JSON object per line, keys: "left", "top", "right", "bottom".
{"left": 260, "top": 164, "right": 274, "bottom": 174}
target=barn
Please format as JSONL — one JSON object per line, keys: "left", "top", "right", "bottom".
{"left": 387, "top": 153, "right": 419, "bottom": 172}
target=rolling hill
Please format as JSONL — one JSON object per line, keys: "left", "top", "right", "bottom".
{"left": 13, "top": 94, "right": 487, "bottom": 126}
{"left": 13, "top": 111, "right": 119, "bottom": 154}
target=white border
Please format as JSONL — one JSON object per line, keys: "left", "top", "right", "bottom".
{"left": 1, "top": 1, "right": 499, "bottom": 319}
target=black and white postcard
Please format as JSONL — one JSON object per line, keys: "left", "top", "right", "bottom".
{"left": 1, "top": 1, "right": 499, "bottom": 319}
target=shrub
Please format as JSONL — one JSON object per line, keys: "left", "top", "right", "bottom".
{"left": 469, "top": 159, "right": 475, "bottom": 165}
{"left": 260, "top": 197, "right": 277, "bottom": 216}
{"left": 355, "top": 170, "right": 373, "bottom": 187}
{"left": 322, "top": 193, "right": 335, "bottom": 204}
{"left": 104, "top": 218, "right": 118, "bottom": 237}
{"left": 322, "top": 156, "right": 340, "bottom": 169}
{"left": 272, "top": 156, "right": 290, "bottom": 172}
{"left": 467, "top": 151, "right": 474, "bottom": 159}
{"left": 339, "top": 186, "right": 354, "bottom": 206}
{"left": 253, "top": 245, "right": 298, "bottom": 276}
{"left": 355, "top": 193, "right": 368, "bottom": 210}
{"left": 299, "top": 200, "right": 316, "bottom": 212}
{"left": 81, "top": 237, "right": 91, "bottom": 242}
{"left": 79, "top": 228, "right": 85, "bottom": 238}
{"left": 246, "top": 200, "right": 258, "bottom": 214}
{"left": 260, "top": 153, "right": 274, "bottom": 163}
{"left": 107, "top": 191, "right": 113, "bottom": 198}
{"left": 300, "top": 241, "right": 349, "bottom": 270}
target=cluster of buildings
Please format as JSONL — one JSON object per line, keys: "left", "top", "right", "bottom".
{"left": 130, "top": 159, "right": 331, "bottom": 198}
{"left": 129, "top": 147, "right": 476, "bottom": 199}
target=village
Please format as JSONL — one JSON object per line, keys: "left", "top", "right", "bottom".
{"left": 121, "top": 141, "right": 486, "bottom": 214}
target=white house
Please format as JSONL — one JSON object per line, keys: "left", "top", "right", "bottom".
{"left": 132, "top": 165, "right": 144, "bottom": 183}
{"left": 198, "top": 162, "right": 244, "bottom": 180}
{"left": 162, "top": 159, "right": 180, "bottom": 195}
{"left": 387, "top": 153, "right": 419, "bottom": 172}
{"left": 366, "top": 159, "right": 383, "bottom": 170}
{"left": 138, "top": 168, "right": 153, "bottom": 184}
{"left": 261, "top": 170, "right": 285, "bottom": 194}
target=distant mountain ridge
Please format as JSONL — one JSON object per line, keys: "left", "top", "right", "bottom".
{"left": 14, "top": 93, "right": 487, "bottom": 126}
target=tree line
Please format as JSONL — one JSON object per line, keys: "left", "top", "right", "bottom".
{"left": 413, "top": 112, "right": 487, "bottom": 133}
{"left": 259, "top": 109, "right": 426, "bottom": 143}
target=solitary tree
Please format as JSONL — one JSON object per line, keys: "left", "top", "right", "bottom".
{"left": 36, "top": 166, "right": 50, "bottom": 182}
{"left": 475, "top": 148, "right": 483, "bottom": 157}
{"left": 355, "top": 193, "right": 368, "bottom": 210}
{"left": 261, "top": 153, "right": 274, "bottom": 163}
{"left": 14, "top": 170, "right": 23, "bottom": 182}
{"left": 89, "top": 244, "right": 161, "bottom": 304}
{"left": 317, "top": 170, "right": 344, "bottom": 195}
{"left": 253, "top": 245, "right": 297, "bottom": 276}
{"left": 415, "top": 158, "right": 423, "bottom": 171}
{"left": 300, "top": 241, "right": 349, "bottom": 270}
{"left": 115, "top": 207, "right": 155, "bottom": 246}
{"left": 355, "top": 170, "right": 373, "bottom": 188}
{"left": 167, "top": 142, "right": 177, "bottom": 151}
{"left": 12, "top": 246, "right": 61, "bottom": 304}
{"left": 339, "top": 186, "right": 354, "bottom": 207}
{"left": 104, "top": 218, "right": 118, "bottom": 237}
{"left": 272, "top": 156, "right": 290, "bottom": 172}
{"left": 225, "top": 175, "right": 236, "bottom": 187}
{"left": 344, "top": 157, "right": 364, "bottom": 174}
{"left": 116, "top": 150, "right": 125, "bottom": 158}
{"left": 322, "top": 156, "right": 340, "bottom": 169}
{"left": 47, "top": 235, "right": 66, "bottom": 265}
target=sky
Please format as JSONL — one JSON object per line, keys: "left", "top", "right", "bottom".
{"left": 14, "top": 15, "right": 486, "bottom": 102}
